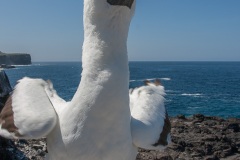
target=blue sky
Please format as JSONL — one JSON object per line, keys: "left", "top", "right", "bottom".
{"left": 0, "top": 0, "right": 240, "bottom": 62}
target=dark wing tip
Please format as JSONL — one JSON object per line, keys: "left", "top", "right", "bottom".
{"left": 129, "top": 88, "right": 135, "bottom": 94}
{"left": 152, "top": 113, "right": 171, "bottom": 147}
{"left": 0, "top": 96, "right": 22, "bottom": 137}
{"left": 144, "top": 80, "right": 151, "bottom": 86}
{"left": 154, "top": 79, "right": 162, "bottom": 86}
{"left": 144, "top": 79, "right": 163, "bottom": 86}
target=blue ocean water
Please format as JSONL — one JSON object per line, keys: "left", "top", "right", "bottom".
{"left": 4, "top": 62, "right": 240, "bottom": 118}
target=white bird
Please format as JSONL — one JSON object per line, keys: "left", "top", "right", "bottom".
{"left": 0, "top": 0, "right": 171, "bottom": 160}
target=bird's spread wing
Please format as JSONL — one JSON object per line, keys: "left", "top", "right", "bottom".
{"left": 0, "top": 77, "right": 59, "bottom": 139}
{"left": 130, "top": 79, "right": 171, "bottom": 150}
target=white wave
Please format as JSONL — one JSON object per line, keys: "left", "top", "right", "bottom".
{"left": 13, "top": 63, "right": 44, "bottom": 67}
{"left": 165, "top": 90, "right": 181, "bottom": 95}
{"left": 129, "top": 80, "right": 136, "bottom": 82}
{"left": 129, "top": 79, "right": 153, "bottom": 83}
{"left": 12, "top": 64, "right": 32, "bottom": 67}
{"left": 166, "top": 90, "right": 180, "bottom": 93}
{"left": 146, "top": 78, "right": 155, "bottom": 81}
{"left": 160, "top": 78, "right": 171, "bottom": 81}
{"left": 188, "top": 106, "right": 201, "bottom": 109}
{"left": 0, "top": 67, "right": 19, "bottom": 70}
{"left": 146, "top": 77, "right": 171, "bottom": 81}
{"left": 130, "top": 77, "right": 171, "bottom": 83}
{"left": 181, "top": 93, "right": 203, "bottom": 97}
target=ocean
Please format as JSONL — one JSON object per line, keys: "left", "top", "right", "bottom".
{"left": 4, "top": 62, "right": 240, "bottom": 118}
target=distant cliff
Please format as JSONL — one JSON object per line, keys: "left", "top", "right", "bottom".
{"left": 0, "top": 51, "right": 31, "bottom": 65}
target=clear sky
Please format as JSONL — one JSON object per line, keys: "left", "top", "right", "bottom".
{"left": 0, "top": 0, "right": 240, "bottom": 62}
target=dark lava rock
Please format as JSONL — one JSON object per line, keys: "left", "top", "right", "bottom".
{"left": 0, "top": 105, "right": 240, "bottom": 160}
{"left": 137, "top": 114, "right": 240, "bottom": 160}
{"left": 176, "top": 114, "right": 186, "bottom": 120}
{"left": 228, "top": 123, "right": 240, "bottom": 132}
{"left": 204, "top": 155, "right": 219, "bottom": 160}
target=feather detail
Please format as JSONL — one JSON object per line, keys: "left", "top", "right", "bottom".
{"left": 0, "top": 77, "right": 58, "bottom": 139}
{"left": 130, "top": 79, "right": 171, "bottom": 150}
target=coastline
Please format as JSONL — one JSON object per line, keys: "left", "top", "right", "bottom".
{"left": 0, "top": 114, "right": 239, "bottom": 160}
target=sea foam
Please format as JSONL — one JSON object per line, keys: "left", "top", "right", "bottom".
{"left": 181, "top": 93, "right": 203, "bottom": 97}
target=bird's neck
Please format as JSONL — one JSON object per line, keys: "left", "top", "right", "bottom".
{"left": 56, "top": 1, "right": 136, "bottom": 156}
{"left": 71, "top": 0, "right": 133, "bottom": 119}
{"left": 61, "top": 2, "right": 134, "bottom": 149}
{"left": 81, "top": 0, "right": 132, "bottom": 72}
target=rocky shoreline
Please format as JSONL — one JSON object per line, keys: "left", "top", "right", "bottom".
{"left": 0, "top": 114, "right": 239, "bottom": 160}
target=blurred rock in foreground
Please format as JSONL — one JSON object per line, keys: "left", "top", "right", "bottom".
{"left": 0, "top": 70, "right": 12, "bottom": 111}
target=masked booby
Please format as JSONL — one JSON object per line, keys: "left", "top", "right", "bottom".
{"left": 0, "top": 0, "right": 171, "bottom": 159}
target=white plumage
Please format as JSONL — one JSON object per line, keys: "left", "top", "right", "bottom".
{"left": 130, "top": 80, "right": 171, "bottom": 150}
{"left": 1, "top": 78, "right": 58, "bottom": 139}
{"left": 0, "top": 0, "right": 171, "bottom": 160}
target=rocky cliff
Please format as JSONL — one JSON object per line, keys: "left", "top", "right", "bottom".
{"left": 0, "top": 51, "right": 31, "bottom": 65}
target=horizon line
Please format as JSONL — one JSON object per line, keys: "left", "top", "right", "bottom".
{"left": 32, "top": 60, "right": 240, "bottom": 63}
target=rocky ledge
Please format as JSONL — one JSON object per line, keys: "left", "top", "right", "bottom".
{"left": 0, "top": 114, "right": 239, "bottom": 160}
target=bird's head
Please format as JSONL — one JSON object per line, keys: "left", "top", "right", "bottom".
{"left": 82, "top": 0, "right": 136, "bottom": 61}
{"left": 106, "top": 0, "right": 135, "bottom": 9}
{"left": 83, "top": 0, "right": 136, "bottom": 34}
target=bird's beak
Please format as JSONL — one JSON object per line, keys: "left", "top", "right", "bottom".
{"left": 107, "top": 0, "right": 135, "bottom": 9}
